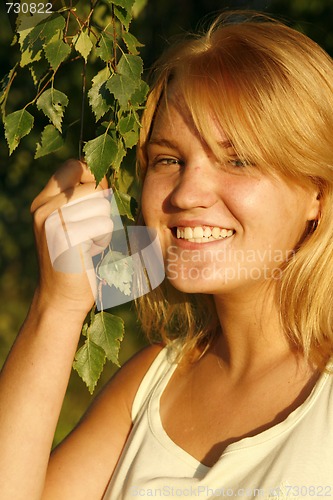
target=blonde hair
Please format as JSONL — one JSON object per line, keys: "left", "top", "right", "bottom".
{"left": 136, "top": 11, "right": 333, "bottom": 367}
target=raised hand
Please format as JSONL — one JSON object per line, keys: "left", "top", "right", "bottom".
{"left": 30, "top": 159, "right": 112, "bottom": 316}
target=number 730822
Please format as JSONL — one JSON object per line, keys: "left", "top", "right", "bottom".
{"left": 6, "top": 3, "right": 53, "bottom": 14}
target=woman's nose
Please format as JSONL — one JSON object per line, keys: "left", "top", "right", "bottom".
{"left": 169, "top": 164, "right": 219, "bottom": 210}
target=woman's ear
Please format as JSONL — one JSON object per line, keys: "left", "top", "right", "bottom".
{"left": 306, "top": 188, "right": 321, "bottom": 223}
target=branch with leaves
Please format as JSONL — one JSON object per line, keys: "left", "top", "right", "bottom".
{"left": 1, "top": 0, "right": 149, "bottom": 393}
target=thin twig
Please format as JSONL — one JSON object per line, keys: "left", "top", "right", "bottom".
{"left": 71, "top": 9, "right": 84, "bottom": 30}
{"left": 111, "top": 4, "right": 118, "bottom": 67}
{"left": 24, "top": 71, "right": 56, "bottom": 109}
{"left": 64, "top": 0, "right": 72, "bottom": 39}
{"left": 78, "top": 59, "right": 87, "bottom": 160}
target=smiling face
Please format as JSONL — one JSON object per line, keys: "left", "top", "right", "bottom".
{"left": 141, "top": 98, "right": 320, "bottom": 298}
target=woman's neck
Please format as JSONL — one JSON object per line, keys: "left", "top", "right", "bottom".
{"left": 212, "top": 284, "right": 303, "bottom": 380}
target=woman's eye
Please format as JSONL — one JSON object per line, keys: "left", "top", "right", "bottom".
{"left": 161, "top": 158, "right": 179, "bottom": 165}
{"left": 153, "top": 157, "right": 183, "bottom": 167}
{"left": 228, "top": 158, "right": 249, "bottom": 168}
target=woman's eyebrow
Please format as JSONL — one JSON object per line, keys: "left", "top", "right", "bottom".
{"left": 218, "top": 140, "right": 233, "bottom": 149}
{"left": 147, "top": 138, "right": 178, "bottom": 149}
{"left": 147, "top": 138, "right": 235, "bottom": 156}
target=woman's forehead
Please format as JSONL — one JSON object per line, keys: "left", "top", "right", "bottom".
{"left": 150, "top": 90, "right": 229, "bottom": 146}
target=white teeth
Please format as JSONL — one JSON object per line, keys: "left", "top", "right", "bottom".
{"left": 184, "top": 227, "right": 193, "bottom": 239}
{"left": 193, "top": 226, "right": 204, "bottom": 238}
{"left": 176, "top": 226, "right": 234, "bottom": 242}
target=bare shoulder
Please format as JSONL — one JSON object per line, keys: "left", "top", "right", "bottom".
{"left": 43, "top": 343, "right": 164, "bottom": 499}
{"left": 90, "top": 342, "right": 165, "bottom": 423}
{"left": 105, "top": 342, "right": 165, "bottom": 406}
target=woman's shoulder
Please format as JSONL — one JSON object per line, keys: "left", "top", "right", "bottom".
{"left": 106, "top": 344, "right": 167, "bottom": 416}
{"left": 112, "top": 342, "right": 167, "bottom": 405}
{"left": 45, "top": 344, "right": 168, "bottom": 490}
{"left": 112, "top": 341, "right": 181, "bottom": 420}
{"left": 74, "top": 341, "right": 179, "bottom": 445}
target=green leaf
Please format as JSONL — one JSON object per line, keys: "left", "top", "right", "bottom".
{"left": 16, "top": 9, "right": 55, "bottom": 34}
{"left": 107, "top": 54, "right": 143, "bottom": 107}
{"left": 112, "top": 139, "right": 127, "bottom": 171}
{"left": 16, "top": 14, "right": 49, "bottom": 67}
{"left": 95, "top": 31, "right": 114, "bottom": 62}
{"left": 81, "top": 319, "right": 89, "bottom": 338}
{"left": 113, "top": 186, "right": 135, "bottom": 220}
{"left": 27, "top": 14, "right": 65, "bottom": 45}
{"left": 116, "top": 164, "right": 136, "bottom": 194}
{"left": 88, "top": 67, "right": 113, "bottom": 121}
{"left": 19, "top": 33, "right": 43, "bottom": 67}
{"left": 88, "top": 312, "right": 124, "bottom": 365}
{"left": 130, "top": 79, "right": 149, "bottom": 107}
{"left": 44, "top": 39, "right": 71, "bottom": 70}
{"left": 83, "top": 133, "right": 118, "bottom": 183}
{"left": 114, "top": 5, "right": 133, "bottom": 30}
{"left": 122, "top": 31, "right": 143, "bottom": 55}
{"left": 98, "top": 250, "right": 134, "bottom": 296}
{"left": 0, "top": 65, "right": 17, "bottom": 118}
{"left": 30, "top": 59, "right": 49, "bottom": 85}
{"left": 118, "top": 53, "right": 143, "bottom": 81}
{"left": 35, "top": 125, "right": 64, "bottom": 159}
{"left": 102, "top": 0, "right": 135, "bottom": 22}
{"left": 118, "top": 113, "right": 139, "bottom": 148}
{"left": 36, "top": 88, "right": 69, "bottom": 132}
{"left": 73, "top": 30, "right": 93, "bottom": 62}
{"left": 123, "top": 129, "right": 139, "bottom": 148}
{"left": 118, "top": 113, "right": 136, "bottom": 134}
{"left": 106, "top": 74, "right": 133, "bottom": 108}
{"left": 17, "top": 12, "right": 62, "bottom": 67}
{"left": 4, "top": 109, "right": 34, "bottom": 155}
{"left": 73, "top": 339, "right": 106, "bottom": 394}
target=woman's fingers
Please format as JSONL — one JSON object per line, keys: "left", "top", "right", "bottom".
{"left": 29, "top": 159, "right": 112, "bottom": 314}
{"left": 46, "top": 203, "right": 113, "bottom": 271}
{"left": 31, "top": 159, "right": 108, "bottom": 213}
{"left": 33, "top": 186, "right": 110, "bottom": 231}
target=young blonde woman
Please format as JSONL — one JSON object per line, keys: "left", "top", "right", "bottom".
{"left": 1, "top": 11, "right": 333, "bottom": 499}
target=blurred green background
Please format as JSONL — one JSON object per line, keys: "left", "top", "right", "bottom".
{"left": 1, "top": 0, "right": 333, "bottom": 446}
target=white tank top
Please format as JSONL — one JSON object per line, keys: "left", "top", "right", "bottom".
{"left": 104, "top": 346, "right": 333, "bottom": 499}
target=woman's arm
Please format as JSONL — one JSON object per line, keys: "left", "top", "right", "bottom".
{"left": 0, "top": 305, "right": 162, "bottom": 500}
{"left": 0, "top": 159, "right": 113, "bottom": 499}
{"left": 0, "top": 301, "right": 87, "bottom": 499}
{"left": 43, "top": 343, "right": 163, "bottom": 499}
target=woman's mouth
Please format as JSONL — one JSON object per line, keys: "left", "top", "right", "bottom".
{"left": 173, "top": 226, "right": 235, "bottom": 243}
